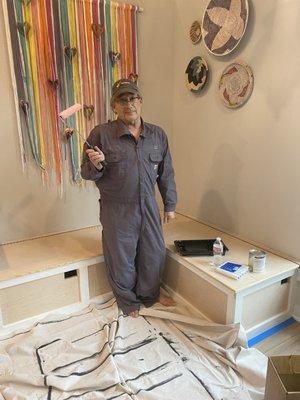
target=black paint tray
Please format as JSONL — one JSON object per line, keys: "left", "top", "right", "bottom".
{"left": 174, "top": 239, "right": 229, "bottom": 256}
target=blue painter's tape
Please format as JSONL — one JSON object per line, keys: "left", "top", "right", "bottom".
{"left": 248, "top": 317, "right": 296, "bottom": 347}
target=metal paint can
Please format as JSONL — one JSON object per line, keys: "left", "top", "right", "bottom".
{"left": 252, "top": 250, "right": 266, "bottom": 273}
{"left": 248, "top": 249, "right": 257, "bottom": 271}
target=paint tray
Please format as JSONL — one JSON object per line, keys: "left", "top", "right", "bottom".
{"left": 174, "top": 239, "right": 229, "bottom": 256}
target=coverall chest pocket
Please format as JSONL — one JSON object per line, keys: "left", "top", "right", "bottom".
{"left": 105, "top": 151, "right": 127, "bottom": 180}
{"left": 149, "top": 152, "right": 162, "bottom": 183}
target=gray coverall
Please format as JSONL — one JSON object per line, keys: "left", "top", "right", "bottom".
{"left": 81, "top": 119, "right": 177, "bottom": 314}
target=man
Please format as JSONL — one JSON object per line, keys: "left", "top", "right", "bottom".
{"left": 81, "top": 79, "right": 177, "bottom": 317}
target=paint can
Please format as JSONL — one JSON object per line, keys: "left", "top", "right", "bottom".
{"left": 248, "top": 249, "right": 266, "bottom": 272}
{"left": 248, "top": 249, "right": 257, "bottom": 271}
{"left": 252, "top": 250, "right": 266, "bottom": 273}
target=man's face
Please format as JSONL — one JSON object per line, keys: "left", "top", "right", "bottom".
{"left": 112, "top": 92, "right": 142, "bottom": 125}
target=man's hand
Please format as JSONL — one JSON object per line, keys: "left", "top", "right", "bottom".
{"left": 86, "top": 146, "right": 105, "bottom": 169}
{"left": 163, "top": 211, "right": 176, "bottom": 223}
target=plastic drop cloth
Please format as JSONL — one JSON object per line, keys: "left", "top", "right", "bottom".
{"left": 0, "top": 297, "right": 267, "bottom": 399}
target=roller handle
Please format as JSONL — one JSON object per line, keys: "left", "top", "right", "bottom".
{"left": 86, "top": 141, "right": 107, "bottom": 168}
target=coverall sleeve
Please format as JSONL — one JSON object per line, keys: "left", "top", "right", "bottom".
{"left": 81, "top": 127, "right": 105, "bottom": 182}
{"left": 157, "top": 131, "right": 177, "bottom": 212}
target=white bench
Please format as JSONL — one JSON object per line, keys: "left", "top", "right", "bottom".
{"left": 0, "top": 226, "right": 109, "bottom": 333}
{"left": 0, "top": 214, "right": 299, "bottom": 343}
{"left": 163, "top": 214, "right": 300, "bottom": 342}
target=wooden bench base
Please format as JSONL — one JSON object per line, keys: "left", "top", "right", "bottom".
{"left": 1, "top": 215, "right": 299, "bottom": 340}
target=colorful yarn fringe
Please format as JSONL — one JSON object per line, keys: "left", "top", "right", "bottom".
{"left": 4, "top": 0, "right": 139, "bottom": 186}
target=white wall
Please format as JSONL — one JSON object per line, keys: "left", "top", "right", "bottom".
{"left": 0, "top": 0, "right": 175, "bottom": 243}
{"left": 172, "top": 0, "right": 300, "bottom": 260}
{"left": 2, "top": 0, "right": 300, "bottom": 263}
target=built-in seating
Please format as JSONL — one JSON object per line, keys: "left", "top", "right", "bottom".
{"left": 0, "top": 214, "right": 298, "bottom": 342}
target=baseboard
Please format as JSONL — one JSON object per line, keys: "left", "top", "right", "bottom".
{"left": 247, "top": 317, "right": 296, "bottom": 347}
{"left": 246, "top": 310, "right": 293, "bottom": 339}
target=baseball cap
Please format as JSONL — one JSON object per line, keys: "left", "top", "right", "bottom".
{"left": 110, "top": 79, "right": 141, "bottom": 105}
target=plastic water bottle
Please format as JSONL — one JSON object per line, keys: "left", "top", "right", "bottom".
{"left": 213, "top": 237, "right": 223, "bottom": 266}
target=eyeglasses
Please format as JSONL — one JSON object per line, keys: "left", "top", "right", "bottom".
{"left": 116, "top": 96, "right": 140, "bottom": 106}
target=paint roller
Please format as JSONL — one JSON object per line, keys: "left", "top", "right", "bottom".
{"left": 59, "top": 103, "right": 106, "bottom": 167}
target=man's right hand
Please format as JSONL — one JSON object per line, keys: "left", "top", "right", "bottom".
{"left": 86, "top": 146, "right": 105, "bottom": 170}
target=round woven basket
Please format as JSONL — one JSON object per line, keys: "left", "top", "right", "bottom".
{"left": 185, "top": 56, "right": 208, "bottom": 93}
{"left": 189, "top": 20, "right": 202, "bottom": 44}
{"left": 219, "top": 61, "right": 254, "bottom": 108}
{"left": 202, "top": 0, "right": 249, "bottom": 56}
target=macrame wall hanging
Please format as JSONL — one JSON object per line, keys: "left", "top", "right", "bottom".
{"left": 3, "top": 0, "right": 139, "bottom": 190}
